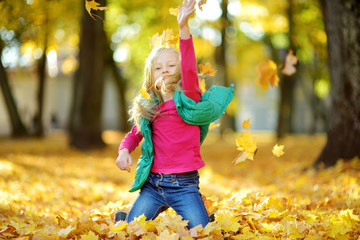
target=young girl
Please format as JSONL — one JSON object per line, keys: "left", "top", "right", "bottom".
{"left": 116, "top": 0, "right": 234, "bottom": 229}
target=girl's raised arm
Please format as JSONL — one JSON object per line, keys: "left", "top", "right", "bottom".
{"left": 178, "top": 0, "right": 201, "bottom": 102}
{"left": 178, "top": 0, "right": 196, "bottom": 40}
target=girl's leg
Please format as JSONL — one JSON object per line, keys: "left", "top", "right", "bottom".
{"left": 127, "top": 181, "right": 168, "bottom": 222}
{"left": 169, "top": 186, "right": 209, "bottom": 229}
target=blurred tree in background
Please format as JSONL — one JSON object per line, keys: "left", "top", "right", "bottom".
{"left": 315, "top": 0, "right": 360, "bottom": 167}
{"left": 0, "top": 0, "right": 80, "bottom": 137}
{"left": 0, "top": 0, "right": 341, "bottom": 161}
{"left": 68, "top": 0, "right": 106, "bottom": 150}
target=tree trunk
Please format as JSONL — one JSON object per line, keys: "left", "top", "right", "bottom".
{"left": 33, "top": 45, "right": 47, "bottom": 137}
{"left": 69, "top": 1, "right": 106, "bottom": 150}
{"left": 104, "top": 34, "right": 130, "bottom": 132}
{"left": 33, "top": 5, "right": 49, "bottom": 138}
{"left": 109, "top": 61, "right": 130, "bottom": 132}
{"left": 216, "top": 0, "right": 235, "bottom": 135}
{"left": 0, "top": 41, "right": 28, "bottom": 137}
{"left": 277, "top": 0, "right": 296, "bottom": 139}
{"left": 315, "top": 0, "right": 360, "bottom": 167}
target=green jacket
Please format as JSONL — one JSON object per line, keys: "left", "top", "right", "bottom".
{"left": 129, "top": 85, "right": 234, "bottom": 192}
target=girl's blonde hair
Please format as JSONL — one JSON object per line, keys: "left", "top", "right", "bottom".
{"left": 129, "top": 47, "right": 181, "bottom": 131}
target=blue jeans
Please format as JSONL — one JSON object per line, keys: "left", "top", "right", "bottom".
{"left": 127, "top": 171, "right": 209, "bottom": 229}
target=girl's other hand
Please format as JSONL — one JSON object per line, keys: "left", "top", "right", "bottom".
{"left": 116, "top": 148, "right": 133, "bottom": 172}
{"left": 177, "top": 0, "right": 196, "bottom": 30}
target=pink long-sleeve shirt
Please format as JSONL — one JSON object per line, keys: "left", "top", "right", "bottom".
{"left": 119, "top": 36, "right": 204, "bottom": 173}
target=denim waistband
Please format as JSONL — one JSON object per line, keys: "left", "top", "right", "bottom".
{"left": 149, "top": 171, "right": 198, "bottom": 179}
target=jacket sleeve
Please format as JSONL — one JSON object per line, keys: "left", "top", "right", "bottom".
{"left": 118, "top": 125, "right": 143, "bottom": 155}
{"left": 180, "top": 35, "right": 201, "bottom": 103}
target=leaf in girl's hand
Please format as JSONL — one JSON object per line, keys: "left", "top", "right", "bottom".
{"left": 256, "top": 60, "right": 279, "bottom": 90}
{"left": 198, "top": 0, "right": 207, "bottom": 11}
{"left": 140, "top": 87, "right": 151, "bottom": 103}
{"left": 85, "top": 0, "right": 108, "bottom": 20}
{"left": 282, "top": 50, "right": 298, "bottom": 76}
{"left": 242, "top": 119, "right": 251, "bottom": 129}
{"left": 199, "top": 78, "right": 206, "bottom": 93}
{"left": 209, "top": 122, "right": 220, "bottom": 130}
{"left": 169, "top": 7, "right": 179, "bottom": 16}
{"left": 272, "top": 144, "right": 285, "bottom": 157}
{"left": 199, "top": 62, "right": 216, "bottom": 76}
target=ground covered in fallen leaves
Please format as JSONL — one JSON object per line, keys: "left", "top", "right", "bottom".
{"left": 0, "top": 131, "right": 359, "bottom": 239}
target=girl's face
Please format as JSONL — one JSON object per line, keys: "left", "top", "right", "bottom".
{"left": 153, "top": 50, "right": 178, "bottom": 84}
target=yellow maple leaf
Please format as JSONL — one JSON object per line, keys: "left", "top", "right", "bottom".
{"left": 272, "top": 144, "right": 284, "bottom": 157}
{"left": 241, "top": 119, "right": 251, "bottom": 129}
{"left": 58, "top": 225, "right": 75, "bottom": 238}
{"left": 140, "top": 87, "right": 151, "bottom": 103}
{"left": 339, "top": 209, "right": 360, "bottom": 228}
{"left": 215, "top": 210, "right": 242, "bottom": 232}
{"left": 199, "top": 62, "right": 217, "bottom": 76}
{"left": 150, "top": 29, "right": 178, "bottom": 49}
{"left": 169, "top": 7, "right": 179, "bottom": 16}
{"left": 80, "top": 231, "right": 99, "bottom": 240}
{"left": 198, "top": 0, "right": 207, "bottom": 11}
{"left": 202, "top": 222, "right": 222, "bottom": 236}
{"left": 85, "top": 0, "right": 108, "bottom": 20}
{"left": 235, "top": 131, "right": 257, "bottom": 159}
{"left": 189, "top": 224, "right": 203, "bottom": 237}
{"left": 232, "top": 151, "right": 248, "bottom": 166}
{"left": 282, "top": 50, "right": 298, "bottom": 76}
{"left": 149, "top": 32, "right": 161, "bottom": 49}
{"left": 232, "top": 226, "right": 256, "bottom": 239}
{"left": 127, "top": 221, "right": 146, "bottom": 237}
{"left": 111, "top": 221, "right": 127, "bottom": 231}
{"left": 256, "top": 60, "right": 279, "bottom": 90}
{"left": 157, "top": 229, "right": 180, "bottom": 240}
{"left": 164, "top": 29, "right": 179, "bottom": 48}
{"left": 199, "top": 78, "right": 206, "bottom": 93}
{"left": 260, "top": 222, "right": 276, "bottom": 233}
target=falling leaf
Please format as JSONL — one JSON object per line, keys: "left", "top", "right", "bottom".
{"left": 199, "top": 62, "right": 217, "bottom": 76}
{"left": 235, "top": 131, "right": 257, "bottom": 160}
{"left": 272, "top": 144, "right": 284, "bottom": 157}
{"left": 85, "top": 0, "right": 108, "bottom": 20}
{"left": 140, "top": 87, "right": 151, "bottom": 103}
{"left": 150, "top": 32, "right": 161, "bottom": 49}
{"left": 150, "top": 29, "right": 179, "bottom": 49}
{"left": 199, "top": 78, "right": 206, "bottom": 93}
{"left": 233, "top": 151, "right": 248, "bottom": 166}
{"left": 282, "top": 50, "right": 298, "bottom": 76}
{"left": 242, "top": 119, "right": 251, "bottom": 129}
{"left": 256, "top": 60, "right": 279, "bottom": 90}
{"left": 164, "top": 29, "right": 179, "bottom": 47}
{"left": 169, "top": 8, "right": 179, "bottom": 16}
{"left": 198, "top": 0, "right": 207, "bottom": 11}
{"left": 209, "top": 122, "right": 220, "bottom": 130}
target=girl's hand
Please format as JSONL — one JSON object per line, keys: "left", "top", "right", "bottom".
{"left": 116, "top": 148, "right": 133, "bottom": 172}
{"left": 178, "top": 0, "right": 196, "bottom": 38}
